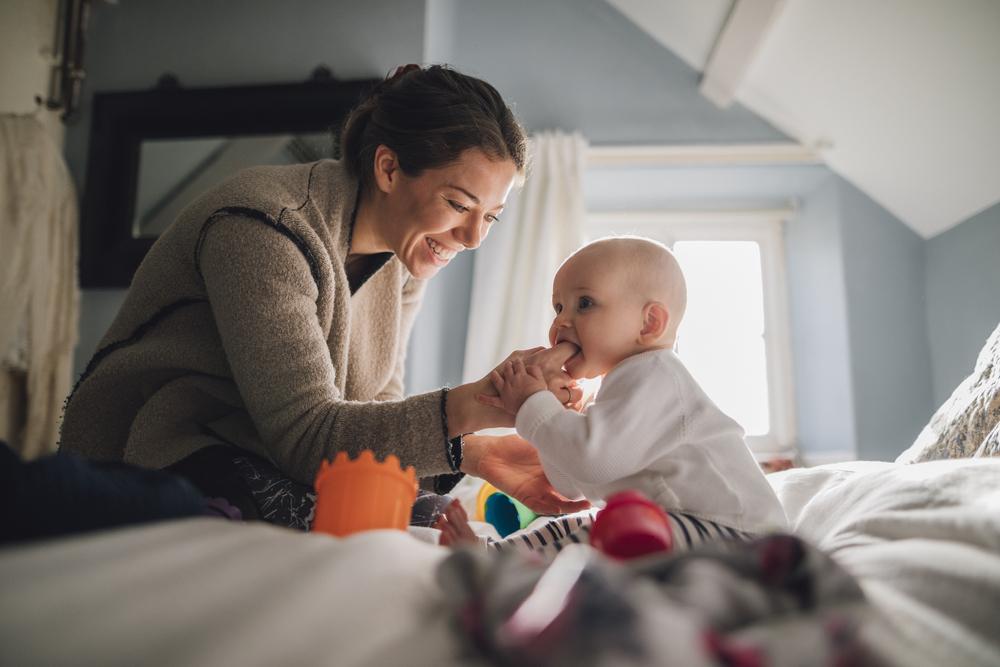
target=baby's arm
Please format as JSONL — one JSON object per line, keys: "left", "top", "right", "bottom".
{"left": 517, "top": 368, "right": 683, "bottom": 490}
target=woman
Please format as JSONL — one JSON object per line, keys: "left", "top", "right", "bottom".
{"left": 60, "top": 65, "right": 585, "bottom": 527}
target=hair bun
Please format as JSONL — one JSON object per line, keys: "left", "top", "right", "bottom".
{"left": 365, "top": 63, "right": 421, "bottom": 101}
{"left": 339, "top": 64, "right": 526, "bottom": 191}
{"left": 387, "top": 63, "right": 421, "bottom": 83}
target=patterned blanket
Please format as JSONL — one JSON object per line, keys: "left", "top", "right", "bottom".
{"left": 437, "top": 534, "right": 872, "bottom": 666}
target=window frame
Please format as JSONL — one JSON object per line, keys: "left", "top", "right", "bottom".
{"left": 585, "top": 209, "right": 797, "bottom": 458}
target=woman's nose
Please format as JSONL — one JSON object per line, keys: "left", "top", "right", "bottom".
{"left": 454, "top": 218, "right": 485, "bottom": 249}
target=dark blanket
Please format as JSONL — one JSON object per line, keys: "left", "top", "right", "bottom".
{"left": 0, "top": 440, "right": 205, "bottom": 544}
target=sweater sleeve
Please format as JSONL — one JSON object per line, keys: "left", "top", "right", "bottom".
{"left": 198, "top": 215, "right": 450, "bottom": 484}
{"left": 515, "top": 358, "right": 686, "bottom": 491}
{"left": 375, "top": 274, "right": 426, "bottom": 401}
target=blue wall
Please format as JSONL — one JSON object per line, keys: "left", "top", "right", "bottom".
{"left": 926, "top": 202, "right": 1000, "bottom": 405}
{"left": 787, "top": 175, "right": 934, "bottom": 461}
{"left": 838, "top": 179, "right": 933, "bottom": 460}
{"left": 784, "top": 178, "right": 858, "bottom": 459}
{"left": 445, "top": 0, "right": 785, "bottom": 145}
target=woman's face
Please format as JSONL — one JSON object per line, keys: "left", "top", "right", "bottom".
{"left": 377, "top": 148, "right": 518, "bottom": 280}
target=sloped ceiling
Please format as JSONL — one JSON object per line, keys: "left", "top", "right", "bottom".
{"left": 607, "top": 0, "right": 1000, "bottom": 238}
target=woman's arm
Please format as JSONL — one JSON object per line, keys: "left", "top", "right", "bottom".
{"left": 199, "top": 216, "right": 451, "bottom": 483}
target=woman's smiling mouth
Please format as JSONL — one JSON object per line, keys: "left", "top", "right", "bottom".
{"left": 426, "top": 237, "right": 458, "bottom": 263}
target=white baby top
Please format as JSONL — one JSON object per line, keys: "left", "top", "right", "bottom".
{"left": 515, "top": 347, "right": 787, "bottom": 533}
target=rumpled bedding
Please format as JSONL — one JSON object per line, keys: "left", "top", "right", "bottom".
{"left": 0, "top": 458, "right": 998, "bottom": 666}
{"left": 769, "top": 458, "right": 1000, "bottom": 667}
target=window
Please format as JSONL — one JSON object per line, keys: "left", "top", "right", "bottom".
{"left": 586, "top": 210, "right": 796, "bottom": 457}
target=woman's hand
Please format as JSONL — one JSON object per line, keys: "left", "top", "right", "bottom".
{"left": 461, "top": 434, "right": 591, "bottom": 515}
{"left": 445, "top": 344, "right": 583, "bottom": 435}
{"left": 477, "top": 343, "right": 584, "bottom": 410}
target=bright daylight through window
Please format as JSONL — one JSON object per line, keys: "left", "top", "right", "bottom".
{"left": 674, "top": 241, "right": 769, "bottom": 437}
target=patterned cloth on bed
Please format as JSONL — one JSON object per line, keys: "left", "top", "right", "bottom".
{"left": 439, "top": 533, "right": 869, "bottom": 667}
{"left": 897, "top": 320, "right": 1000, "bottom": 462}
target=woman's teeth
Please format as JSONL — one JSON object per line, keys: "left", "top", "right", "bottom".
{"left": 427, "top": 238, "right": 457, "bottom": 261}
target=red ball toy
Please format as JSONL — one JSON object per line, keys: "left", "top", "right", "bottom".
{"left": 590, "top": 490, "right": 673, "bottom": 560}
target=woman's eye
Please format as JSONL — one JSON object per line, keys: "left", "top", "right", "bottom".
{"left": 485, "top": 214, "right": 499, "bottom": 224}
{"left": 578, "top": 296, "right": 593, "bottom": 310}
{"left": 448, "top": 200, "right": 469, "bottom": 213}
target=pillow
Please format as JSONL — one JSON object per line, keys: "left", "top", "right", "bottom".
{"left": 896, "top": 320, "right": 1000, "bottom": 463}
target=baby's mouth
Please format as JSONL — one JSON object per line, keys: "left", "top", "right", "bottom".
{"left": 556, "top": 340, "right": 581, "bottom": 368}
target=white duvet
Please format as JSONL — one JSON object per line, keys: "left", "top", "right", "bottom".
{"left": 768, "top": 458, "right": 1000, "bottom": 667}
{"left": 2, "top": 458, "right": 999, "bottom": 666}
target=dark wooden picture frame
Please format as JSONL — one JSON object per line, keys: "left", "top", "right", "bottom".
{"left": 80, "top": 71, "right": 378, "bottom": 287}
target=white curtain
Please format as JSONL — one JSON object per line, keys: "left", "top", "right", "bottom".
{"left": 462, "top": 131, "right": 588, "bottom": 383}
{"left": 0, "top": 115, "right": 79, "bottom": 458}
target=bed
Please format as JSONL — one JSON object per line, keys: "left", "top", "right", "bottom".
{"left": 3, "top": 325, "right": 999, "bottom": 666}
{"left": 0, "top": 457, "right": 996, "bottom": 666}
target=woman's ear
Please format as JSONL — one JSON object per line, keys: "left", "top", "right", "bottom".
{"left": 639, "top": 302, "right": 669, "bottom": 344}
{"left": 372, "top": 144, "right": 399, "bottom": 194}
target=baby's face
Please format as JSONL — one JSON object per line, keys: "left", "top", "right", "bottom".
{"left": 548, "top": 251, "right": 644, "bottom": 379}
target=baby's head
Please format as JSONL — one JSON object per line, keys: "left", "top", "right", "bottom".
{"left": 549, "top": 236, "right": 686, "bottom": 379}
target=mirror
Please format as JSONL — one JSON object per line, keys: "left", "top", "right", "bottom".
{"left": 132, "top": 133, "right": 332, "bottom": 238}
{"left": 80, "top": 71, "right": 378, "bottom": 287}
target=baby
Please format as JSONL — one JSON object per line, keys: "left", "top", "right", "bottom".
{"left": 448, "top": 236, "right": 786, "bottom": 555}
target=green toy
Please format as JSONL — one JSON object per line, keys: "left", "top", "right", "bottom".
{"left": 484, "top": 491, "right": 538, "bottom": 537}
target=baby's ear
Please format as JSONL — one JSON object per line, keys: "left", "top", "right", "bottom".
{"left": 639, "top": 302, "right": 669, "bottom": 344}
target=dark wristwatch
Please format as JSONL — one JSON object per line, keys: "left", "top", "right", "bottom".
{"left": 446, "top": 433, "right": 464, "bottom": 473}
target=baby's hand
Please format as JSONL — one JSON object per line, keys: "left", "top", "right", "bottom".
{"left": 484, "top": 359, "right": 547, "bottom": 415}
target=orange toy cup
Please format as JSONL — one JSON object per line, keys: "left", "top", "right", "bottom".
{"left": 311, "top": 450, "right": 417, "bottom": 537}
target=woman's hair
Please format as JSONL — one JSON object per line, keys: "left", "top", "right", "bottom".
{"left": 339, "top": 65, "right": 527, "bottom": 193}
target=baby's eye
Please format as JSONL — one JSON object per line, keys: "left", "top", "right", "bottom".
{"left": 447, "top": 199, "right": 470, "bottom": 214}
{"left": 553, "top": 303, "right": 562, "bottom": 314}
{"left": 578, "top": 296, "right": 593, "bottom": 310}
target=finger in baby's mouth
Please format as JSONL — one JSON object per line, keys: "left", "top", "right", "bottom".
{"left": 554, "top": 337, "right": 579, "bottom": 351}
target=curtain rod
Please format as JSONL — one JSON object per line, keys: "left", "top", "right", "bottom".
{"left": 586, "top": 142, "right": 822, "bottom": 167}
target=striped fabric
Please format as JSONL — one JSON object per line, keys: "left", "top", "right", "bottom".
{"left": 486, "top": 508, "right": 756, "bottom": 559}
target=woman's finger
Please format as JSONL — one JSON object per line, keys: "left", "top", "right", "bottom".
{"left": 552, "top": 497, "right": 591, "bottom": 513}
{"left": 523, "top": 343, "right": 577, "bottom": 375}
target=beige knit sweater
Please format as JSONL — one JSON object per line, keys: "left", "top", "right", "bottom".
{"left": 60, "top": 160, "right": 452, "bottom": 484}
